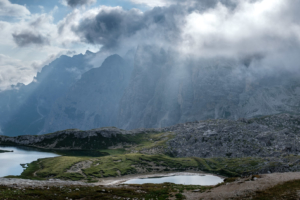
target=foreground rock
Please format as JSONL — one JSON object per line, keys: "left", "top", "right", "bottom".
{"left": 185, "top": 172, "right": 300, "bottom": 199}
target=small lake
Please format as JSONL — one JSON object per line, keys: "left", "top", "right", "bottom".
{"left": 0, "top": 146, "right": 59, "bottom": 177}
{"left": 0, "top": 145, "right": 111, "bottom": 177}
{"left": 123, "top": 175, "right": 224, "bottom": 185}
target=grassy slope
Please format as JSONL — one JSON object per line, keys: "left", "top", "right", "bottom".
{"left": 15, "top": 153, "right": 285, "bottom": 181}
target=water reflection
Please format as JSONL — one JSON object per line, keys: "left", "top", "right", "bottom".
{"left": 124, "top": 175, "right": 224, "bottom": 185}
{"left": 0, "top": 146, "right": 58, "bottom": 177}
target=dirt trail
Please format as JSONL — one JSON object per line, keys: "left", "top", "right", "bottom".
{"left": 184, "top": 172, "right": 300, "bottom": 200}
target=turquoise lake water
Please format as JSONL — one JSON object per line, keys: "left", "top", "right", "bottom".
{"left": 123, "top": 175, "right": 224, "bottom": 185}
{"left": 0, "top": 146, "right": 58, "bottom": 177}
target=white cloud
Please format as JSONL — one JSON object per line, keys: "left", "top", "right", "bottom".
{"left": 0, "top": 5, "right": 98, "bottom": 90}
{"left": 1, "top": 0, "right": 300, "bottom": 91}
{"left": 128, "top": 0, "right": 171, "bottom": 7}
{"left": 180, "top": 0, "right": 300, "bottom": 58}
{"left": 0, "top": 54, "right": 35, "bottom": 90}
{"left": 0, "top": 0, "right": 30, "bottom": 17}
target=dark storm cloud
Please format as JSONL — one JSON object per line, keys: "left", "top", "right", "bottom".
{"left": 74, "top": 8, "right": 144, "bottom": 49}
{"left": 65, "top": 0, "right": 96, "bottom": 7}
{"left": 73, "top": 5, "right": 184, "bottom": 50}
{"left": 12, "top": 31, "right": 49, "bottom": 47}
{"left": 69, "top": 0, "right": 300, "bottom": 64}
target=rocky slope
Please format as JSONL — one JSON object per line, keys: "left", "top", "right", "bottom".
{"left": 166, "top": 113, "right": 300, "bottom": 161}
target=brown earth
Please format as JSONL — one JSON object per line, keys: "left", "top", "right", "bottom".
{"left": 184, "top": 172, "right": 300, "bottom": 200}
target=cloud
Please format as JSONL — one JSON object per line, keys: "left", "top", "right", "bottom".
{"left": 0, "top": 7, "right": 97, "bottom": 90}
{"left": 0, "top": 54, "right": 36, "bottom": 91}
{"left": 61, "top": 0, "right": 96, "bottom": 8}
{"left": 65, "top": 0, "right": 300, "bottom": 83}
{"left": 128, "top": 0, "right": 171, "bottom": 7}
{"left": 128, "top": 0, "right": 237, "bottom": 9}
{"left": 70, "top": 1, "right": 243, "bottom": 52}
{"left": 2, "top": 0, "right": 300, "bottom": 91}
{"left": 12, "top": 31, "right": 49, "bottom": 47}
{"left": 180, "top": 0, "right": 300, "bottom": 59}
{"left": 0, "top": 0, "right": 30, "bottom": 17}
{"left": 72, "top": 5, "right": 185, "bottom": 51}
{"left": 74, "top": 7, "right": 145, "bottom": 50}
{"left": 70, "top": 0, "right": 300, "bottom": 60}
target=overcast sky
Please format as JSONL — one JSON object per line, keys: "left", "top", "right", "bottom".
{"left": 0, "top": 0, "right": 300, "bottom": 91}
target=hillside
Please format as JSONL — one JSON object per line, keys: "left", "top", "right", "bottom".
{"left": 2, "top": 113, "right": 300, "bottom": 181}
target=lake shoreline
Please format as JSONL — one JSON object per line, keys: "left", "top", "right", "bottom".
{"left": 0, "top": 146, "right": 59, "bottom": 177}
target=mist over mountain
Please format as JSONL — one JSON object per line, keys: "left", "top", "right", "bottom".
{"left": 117, "top": 45, "right": 300, "bottom": 130}
{"left": 0, "top": 45, "right": 300, "bottom": 136}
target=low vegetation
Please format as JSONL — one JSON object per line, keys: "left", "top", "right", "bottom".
{"left": 3, "top": 177, "right": 300, "bottom": 199}
{"left": 0, "top": 183, "right": 212, "bottom": 200}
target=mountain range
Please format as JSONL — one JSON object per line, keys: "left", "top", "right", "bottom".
{"left": 1, "top": 46, "right": 300, "bottom": 136}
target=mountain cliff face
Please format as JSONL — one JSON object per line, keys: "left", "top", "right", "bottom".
{"left": 0, "top": 52, "right": 95, "bottom": 136}
{"left": 1, "top": 46, "right": 300, "bottom": 136}
{"left": 117, "top": 46, "right": 300, "bottom": 130}
{"left": 41, "top": 54, "right": 133, "bottom": 134}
